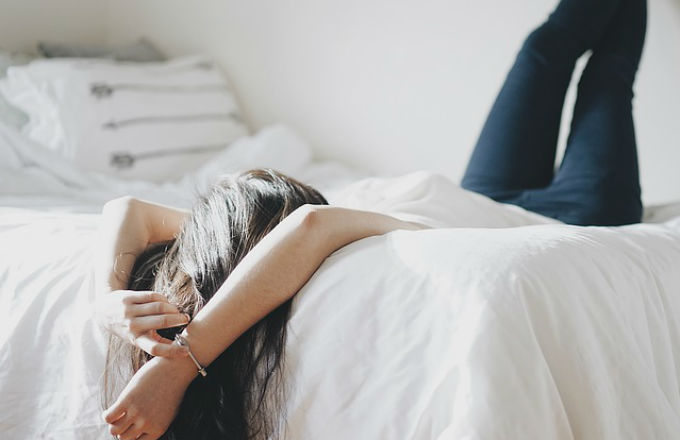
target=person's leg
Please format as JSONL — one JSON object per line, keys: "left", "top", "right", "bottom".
{"left": 462, "top": 0, "right": 619, "bottom": 198}
{"left": 520, "top": 0, "right": 646, "bottom": 225}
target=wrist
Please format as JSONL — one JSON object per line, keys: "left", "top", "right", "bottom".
{"left": 149, "top": 351, "right": 201, "bottom": 386}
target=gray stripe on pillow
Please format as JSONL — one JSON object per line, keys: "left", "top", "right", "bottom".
{"left": 110, "top": 142, "right": 229, "bottom": 169}
{"left": 102, "top": 112, "right": 241, "bottom": 129}
{"left": 90, "top": 82, "right": 229, "bottom": 99}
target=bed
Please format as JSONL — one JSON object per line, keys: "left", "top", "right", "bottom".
{"left": 2, "top": 51, "right": 680, "bottom": 440}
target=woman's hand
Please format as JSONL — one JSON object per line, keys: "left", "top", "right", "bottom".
{"left": 95, "top": 196, "right": 191, "bottom": 356}
{"left": 95, "top": 289, "right": 190, "bottom": 358}
{"left": 104, "top": 355, "right": 196, "bottom": 439}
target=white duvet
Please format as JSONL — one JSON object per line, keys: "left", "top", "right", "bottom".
{"left": 2, "top": 122, "right": 680, "bottom": 439}
{"left": 283, "top": 222, "right": 680, "bottom": 439}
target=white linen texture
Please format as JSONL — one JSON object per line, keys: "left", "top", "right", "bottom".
{"left": 2, "top": 175, "right": 680, "bottom": 439}
{"left": 0, "top": 55, "right": 248, "bottom": 182}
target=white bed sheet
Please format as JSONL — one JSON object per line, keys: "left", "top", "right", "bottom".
{"left": 2, "top": 123, "right": 680, "bottom": 439}
{"left": 3, "top": 203, "right": 680, "bottom": 439}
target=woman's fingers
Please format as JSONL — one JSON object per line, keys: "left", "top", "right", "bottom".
{"left": 103, "top": 404, "right": 125, "bottom": 424}
{"left": 106, "top": 289, "right": 191, "bottom": 356}
{"left": 118, "top": 421, "right": 144, "bottom": 440}
{"left": 136, "top": 333, "right": 189, "bottom": 358}
{"left": 109, "top": 411, "right": 135, "bottom": 436}
{"left": 130, "top": 301, "right": 181, "bottom": 318}
{"left": 125, "top": 291, "right": 169, "bottom": 305}
{"left": 129, "top": 313, "right": 190, "bottom": 335}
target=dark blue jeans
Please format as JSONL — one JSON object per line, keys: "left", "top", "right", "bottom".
{"left": 462, "top": 0, "right": 646, "bottom": 226}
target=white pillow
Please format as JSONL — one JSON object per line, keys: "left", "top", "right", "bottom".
{"left": 0, "top": 56, "right": 248, "bottom": 182}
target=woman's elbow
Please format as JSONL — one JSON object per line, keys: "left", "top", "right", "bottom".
{"left": 102, "top": 196, "right": 139, "bottom": 214}
{"left": 291, "top": 204, "right": 322, "bottom": 233}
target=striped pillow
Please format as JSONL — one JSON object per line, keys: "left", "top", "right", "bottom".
{"left": 0, "top": 55, "right": 248, "bottom": 182}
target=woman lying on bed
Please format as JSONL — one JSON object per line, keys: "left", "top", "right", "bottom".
{"left": 98, "top": 0, "right": 647, "bottom": 438}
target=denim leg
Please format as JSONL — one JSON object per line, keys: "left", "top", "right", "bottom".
{"left": 462, "top": 0, "right": 619, "bottom": 197}
{"left": 522, "top": 0, "right": 646, "bottom": 225}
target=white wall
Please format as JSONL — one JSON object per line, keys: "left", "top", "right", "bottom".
{"left": 104, "top": 0, "right": 554, "bottom": 181}
{"left": 635, "top": 0, "right": 680, "bottom": 204}
{"left": 0, "top": 0, "right": 106, "bottom": 52}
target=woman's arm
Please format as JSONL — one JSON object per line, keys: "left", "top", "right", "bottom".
{"left": 95, "top": 197, "right": 192, "bottom": 357}
{"left": 182, "top": 205, "right": 425, "bottom": 373}
{"left": 96, "top": 196, "right": 189, "bottom": 292}
{"left": 104, "top": 205, "right": 427, "bottom": 438}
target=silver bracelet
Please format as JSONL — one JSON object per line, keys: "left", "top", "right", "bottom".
{"left": 174, "top": 333, "right": 208, "bottom": 377}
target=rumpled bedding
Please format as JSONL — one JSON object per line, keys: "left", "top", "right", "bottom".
{"left": 282, "top": 221, "right": 680, "bottom": 439}
{"left": 3, "top": 208, "right": 680, "bottom": 439}
{"left": 2, "top": 121, "right": 680, "bottom": 439}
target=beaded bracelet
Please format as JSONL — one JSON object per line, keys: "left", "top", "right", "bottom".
{"left": 174, "top": 333, "right": 208, "bottom": 377}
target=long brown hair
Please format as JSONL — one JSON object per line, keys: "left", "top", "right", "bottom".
{"left": 103, "top": 169, "right": 328, "bottom": 439}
